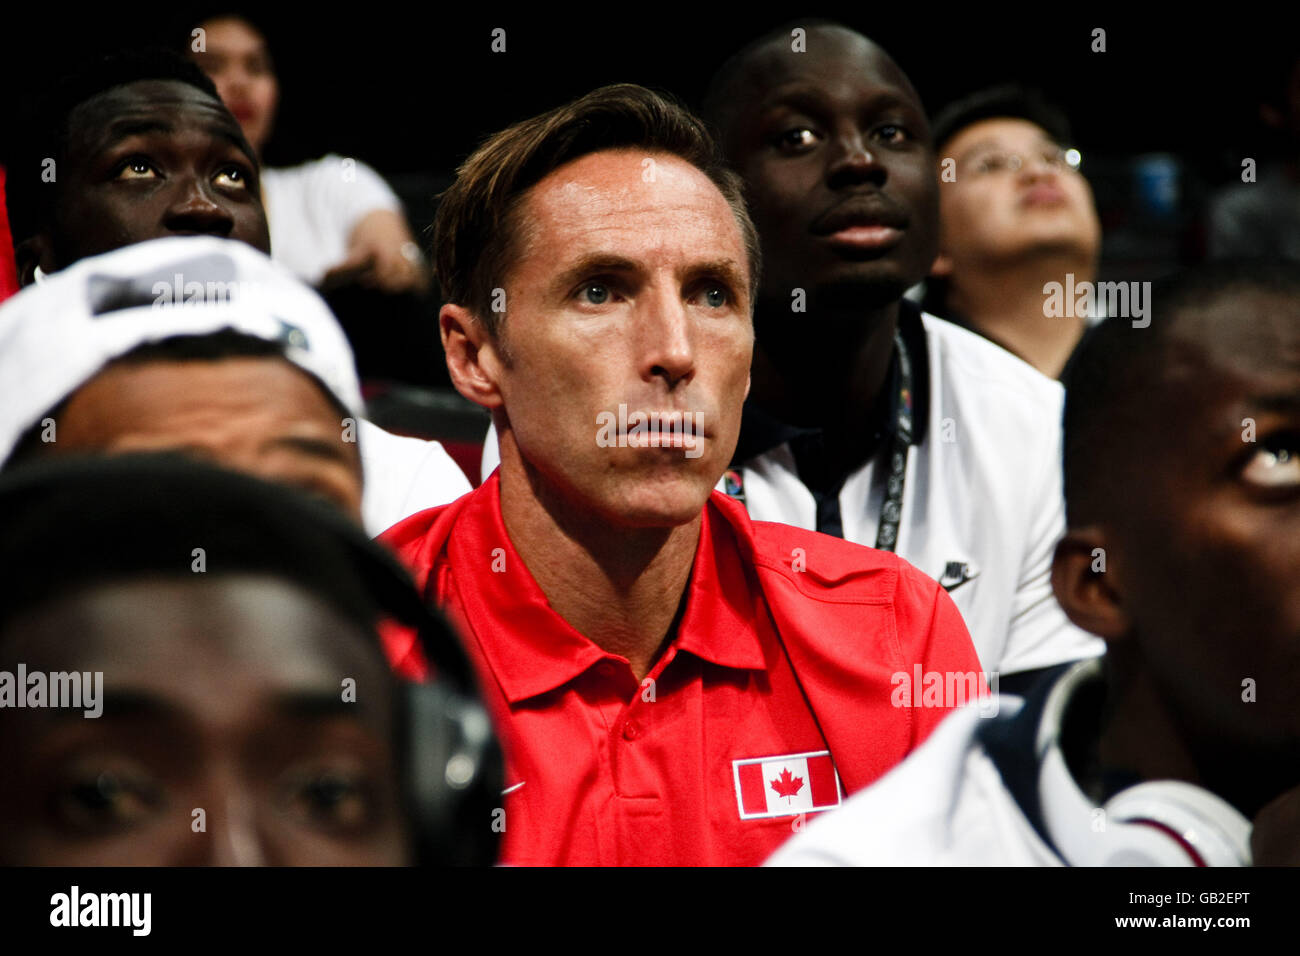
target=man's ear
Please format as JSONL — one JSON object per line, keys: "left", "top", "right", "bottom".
{"left": 440, "top": 303, "right": 505, "bottom": 410}
{"left": 14, "top": 234, "right": 54, "bottom": 287}
{"left": 1051, "top": 529, "right": 1129, "bottom": 642}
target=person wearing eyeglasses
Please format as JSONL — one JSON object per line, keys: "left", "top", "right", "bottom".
{"left": 925, "top": 86, "right": 1102, "bottom": 379}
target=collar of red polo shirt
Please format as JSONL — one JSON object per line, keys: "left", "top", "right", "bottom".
{"left": 380, "top": 470, "right": 983, "bottom": 810}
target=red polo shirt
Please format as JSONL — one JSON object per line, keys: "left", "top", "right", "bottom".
{"left": 381, "top": 474, "right": 981, "bottom": 866}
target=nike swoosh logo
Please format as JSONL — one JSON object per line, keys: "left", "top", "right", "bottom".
{"left": 939, "top": 561, "right": 980, "bottom": 593}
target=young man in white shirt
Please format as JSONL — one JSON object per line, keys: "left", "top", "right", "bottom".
{"left": 701, "top": 22, "right": 1102, "bottom": 691}
{"left": 925, "top": 85, "right": 1103, "bottom": 380}
{"left": 769, "top": 262, "right": 1300, "bottom": 866}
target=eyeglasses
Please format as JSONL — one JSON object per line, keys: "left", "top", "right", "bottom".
{"left": 966, "top": 147, "right": 1082, "bottom": 176}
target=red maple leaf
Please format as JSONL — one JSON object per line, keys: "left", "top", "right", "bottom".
{"left": 770, "top": 767, "right": 804, "bottom": 803}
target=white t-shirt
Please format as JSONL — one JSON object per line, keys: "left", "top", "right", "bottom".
{"left": 730, "top": 304, "right": 1104, "bottom": 677}
{"left": 262, "top": 155, "right": 404, "bottom": 286}
{"left": 766, "top": 659, "right": 1254, "bottom": 867}
{"left": 358, "top": 419, "right": 471, "bottom": 537}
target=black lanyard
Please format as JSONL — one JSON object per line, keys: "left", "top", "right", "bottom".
{"left": 873, "top": 330, "right": 913, "bottom": 553}
{"left": 724, "top": 331, "right": 914, "bottom": 552}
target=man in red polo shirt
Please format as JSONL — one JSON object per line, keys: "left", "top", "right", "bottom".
{"left": 382, "top": 84, "right": 983, "bottom": 865}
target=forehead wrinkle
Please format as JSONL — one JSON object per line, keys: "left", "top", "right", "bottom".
{"left": 1168, "top": 297, "right": 1300, "bottom": 374}
{"left": 72, "top": 87, "right": 251, "bottom": 163}
{"left": 531, "top": 174, "right": 740, "bottom": 250}
{"left": 1148, "top": 342, "right": 1296, "bottom": 443}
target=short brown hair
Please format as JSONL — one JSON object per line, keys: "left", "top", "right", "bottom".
{"left": 432, "top": 83, "right": 761, "bottom": 338}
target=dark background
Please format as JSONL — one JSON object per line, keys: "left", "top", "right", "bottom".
{"left": 1, "top": 6, "right": 1292, "bottom": 279}
{"left": 0, "top": 7, "right": 1272, "bottom": 171}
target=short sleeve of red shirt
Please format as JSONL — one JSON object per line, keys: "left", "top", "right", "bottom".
{"left": 891, "top": 560, "right": 988, "bottom": 744}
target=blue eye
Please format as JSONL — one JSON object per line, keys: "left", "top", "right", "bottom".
{"left": 582, "top": 284, "right": 610, "bottom": 304}
{"left": 704, "top": 287, "right": 727, "bottom": 308}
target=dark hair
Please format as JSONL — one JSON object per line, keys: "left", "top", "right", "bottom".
{"left": 921, "top": 84, "right": 1077, "bottom": 320}
{"left": 0, "top": 452, "right": 423, "bottom": 641}
{"left": 2, "top": 330, "right": 340, "bottom": 469}
{"left": 4, "top": 48, "right": 226, "bottom": 249}
{"left": 432, "top": 83, "right": 760, "bottom": 339}
{"left": 1062, "top": 259, "right": 1300, "bottom": 526}
{"left": 930, "top": 84, "right": 1073, "bottom": 156}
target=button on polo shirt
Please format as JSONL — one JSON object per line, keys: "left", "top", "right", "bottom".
{"left": 437, "top": 480, "right": 840, "bottom": 866}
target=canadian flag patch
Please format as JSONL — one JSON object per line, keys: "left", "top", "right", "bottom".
{"left": 732, "top": 751, "right": 843, "bottom": 819}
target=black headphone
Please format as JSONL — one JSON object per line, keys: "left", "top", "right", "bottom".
{"left": 980, "top": 659, "right": 1252, "bottom": 866}
{"left": 325, "top": 513, "right": 505, "bottom": 868}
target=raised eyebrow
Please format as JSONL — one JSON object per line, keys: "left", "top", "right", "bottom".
{"left": 760, "top": 86, "right": 924, "bottom": 130}
{"left": 91, "top": 118, "right": 176, "bottom": 157}
{"left": 89, "top": 119, "right": 258, "bottom": 171}
{"left": 273, "top": 690, "right": 379, "bottom": 719}
{"left": 952, "top": 137, "right": 1006, "bottom": 164}
{"left": 264, "top": 434, "right": 354, "bottom": 467}
{"left": 550, "top": 254, "right": 643, "bottom": 295}
{"left": 680, "top": 259, "right": 747, "bottom": 294}
{"left": 1244, "top": 393, "right": 1300, "bottom": 417}
{"left": 37, "top": 689, "right": 174, "bottom": 724}
{"left": 759, "top": 85, "right": 829, "bottom": 117}
{"left": 208, "top": 124, "right": 260, "bottom": 168}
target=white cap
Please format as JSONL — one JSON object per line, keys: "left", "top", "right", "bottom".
{"left": 0, "top": 236, "right": 365, "bottom": 465}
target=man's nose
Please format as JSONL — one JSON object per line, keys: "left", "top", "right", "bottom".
{"left": 638, "top": 285, "right": 695, "bottom": 390}
{"left": 163, "top": 175, "right": 235, "bottom": 237}
{"left": 204, "top": 791, "right": 271, "bottom": 867}
{"left": 1018, "top": 154, "right": 1061, "bottom": 182}
{"left": 826, "top": 130, "right": 885, "bottom": 190}
{"left": 224, "top": 71, "right": 250, "bottom": 96}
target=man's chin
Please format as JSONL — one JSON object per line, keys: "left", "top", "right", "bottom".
{"left": 762, "top": 267, "right": 912, "bottom": 321}
{"left": 597, "top": 474, "right": 716, "bottom": 530}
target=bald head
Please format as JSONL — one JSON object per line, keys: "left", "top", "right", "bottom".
{"left": 703, "top": 22, "right": 922, "bottom": 153}
{"left": 702, "top": 22, "right": 938, "bottom": 310}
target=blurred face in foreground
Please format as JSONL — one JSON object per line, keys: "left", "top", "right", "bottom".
{"left": 0, "top": 575, "right": 408, "bottom": 865}
{"left": 1055, "top": 290, "right": 1300, "bottom": 771}
{"left": 1102, "top": 291, "right": 1300, "bottom": 752}
{"left": 45, "top": 356, "right": 364, "bottom": 521}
